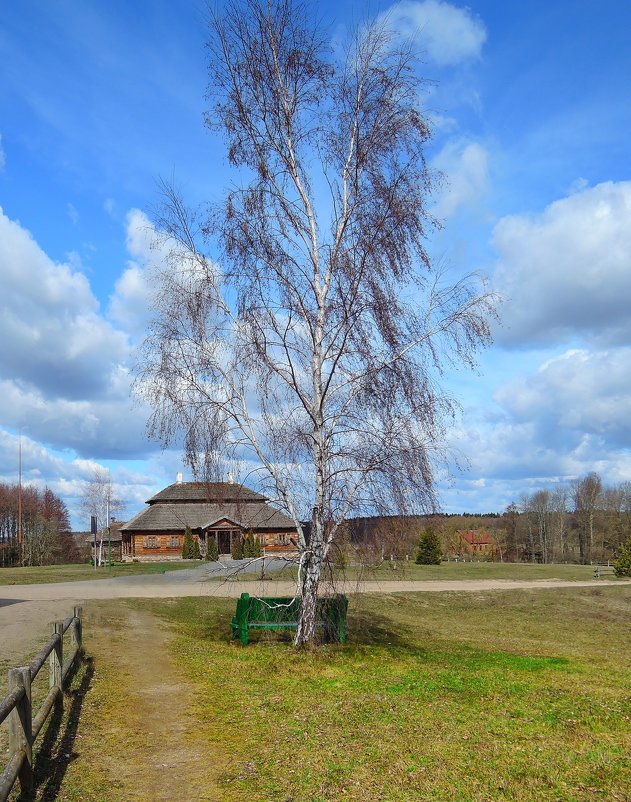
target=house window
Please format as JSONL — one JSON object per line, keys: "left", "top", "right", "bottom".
{"left": 143, "top": 536, "right": 159, "bottom": 549}
{"left": 168, "top": 536, "right": 180, "bottom": 548}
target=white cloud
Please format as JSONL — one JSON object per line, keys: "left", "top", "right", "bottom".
{"left": 437, "top": 344, "right": 631, "bottom": 513}
{"left": 382, "top": 0, "right": 487, "bottom": 66}
{"left": 0, "top": 375, "right": 152, "bottom": 458}
{"left": 0, "top": 429, "right": 164, "bottom": 529}
{"left": 109, "top": 263, "right": 151, "bottom": 334}
{"left": 432, "top": 139, "right": 489, "bottom": 218}
{"left": 0, "top": 134, "right": 5, "bottom": 171}
{"left": 492, "top": 181, "right": 631, "bottom": 347}
{"left": 496, "top": 348, "right": 631, "bottom": 449}
{"left": 67, "top": 202, "right": 79, "bottom": 225}
{"left": 0, "top": 206, "right": 131, "bottom": 400}
{"left": 125, "top": 208, "right": 156, "bottom": 260}
{"left": 108, "top": 209, "right": 157, "bottom": 336}
{"left": 0, "top": 204, "right": 160, "bottom": 469}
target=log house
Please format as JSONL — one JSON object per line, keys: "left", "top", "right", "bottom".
{"left": 120, "top": 478, "right": 297, "bottom": 560}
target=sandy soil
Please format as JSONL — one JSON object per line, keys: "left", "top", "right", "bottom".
{"left": 0, "top": 598, "right": 84, "bottom": 696}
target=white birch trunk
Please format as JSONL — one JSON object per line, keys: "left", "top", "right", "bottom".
{"left": 295, "top": 546, "right": 323, "bottom": 645}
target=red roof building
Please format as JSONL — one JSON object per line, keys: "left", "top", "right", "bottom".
{"left": 459, "top": 529, "right": 495, "bottom": 556}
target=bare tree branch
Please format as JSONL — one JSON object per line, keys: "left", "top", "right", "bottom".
{"left": 135, "top": 0, "right": 498, "bottom": 645}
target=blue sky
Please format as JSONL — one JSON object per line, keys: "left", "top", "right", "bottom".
{"left": 1, "top": 0, "right": 630, "bottom": 528}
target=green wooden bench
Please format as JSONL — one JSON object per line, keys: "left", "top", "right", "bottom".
{"left": 231, "top": 592, "right": 348, "bottom": 645}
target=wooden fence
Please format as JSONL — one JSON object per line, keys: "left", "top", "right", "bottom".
{"left": 0, "top": 606, "right": 83, "bottom": 802}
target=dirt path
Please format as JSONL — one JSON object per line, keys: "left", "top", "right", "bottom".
{"left": 59, "top": 602, "right": 219, "bottom": 801}
{"left": 1, "top": 575, "right": 626, "bottom": 602}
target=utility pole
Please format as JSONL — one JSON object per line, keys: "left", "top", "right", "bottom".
{"left": 17, "top": 432, "right": 23, "bottom": 565}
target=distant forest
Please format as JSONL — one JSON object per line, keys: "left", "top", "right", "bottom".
{"left": 347, "top": 473, "right": 630, "bottom": 565}
{"left": 0, "top": 482, "right": 79, "bottom": 567}
{"left": 2, "top": 472, "right": 629, "bottom": 568}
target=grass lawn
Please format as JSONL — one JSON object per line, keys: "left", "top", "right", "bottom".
{"left": 239, "top": 559, "right": 612, "bottom": 583}
{"left": 0, "top": 560, "right": 200, "bottom": 585}
{"left": 356, "top": 559, "right": 610, "bottom": 581}
{"left": 52, "top": 586, "right": 630, "bottom": 802}
{"left": 0, "top": 560, "right": 619, "bottom": 586}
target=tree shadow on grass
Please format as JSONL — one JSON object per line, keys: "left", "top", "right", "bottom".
{"left": 346, "top": 608, "right": 426, "bottom": 653}
{"left": 241, "top": 608, "right": 425, "bottom": 653}
{"left": 29, "top": 655, "right": 95, "bottom": 802}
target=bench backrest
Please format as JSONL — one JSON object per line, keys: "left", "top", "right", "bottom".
{"left": 248, "top": 596, "right": 300, "bottom": 624}
{"left": 232, "top": 593, "right": 348, "bottom": 643}
{"left": 235, "top": 593, "right": 347, "bottom": 623}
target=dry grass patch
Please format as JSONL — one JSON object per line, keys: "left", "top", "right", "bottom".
{"left": 236, "top": 560, "right": 612, "bottom": 583}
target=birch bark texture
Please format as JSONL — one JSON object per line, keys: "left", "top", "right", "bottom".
{"left": 137, "top": 0, "right": 496, "bottom": 645}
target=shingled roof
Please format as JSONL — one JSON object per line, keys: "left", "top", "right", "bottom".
{"left": 121, "top": 482, "right": 295, "bottom": 533}
{"left": 147, "top": 482, "right": 268, "bottom": 505}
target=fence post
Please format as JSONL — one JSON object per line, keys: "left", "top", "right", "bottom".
{"left": 8, "top": 666, "right": 33, "bottom": 797}
{"left": 50, "top": 622, "right": 63, "bottom": 694}
{"left": 72, "top": 606, "right": 83, "bottom": 652}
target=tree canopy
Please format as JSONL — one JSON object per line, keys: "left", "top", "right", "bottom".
{"left": 137, "top": 0, "right": 496, "bottom": 644}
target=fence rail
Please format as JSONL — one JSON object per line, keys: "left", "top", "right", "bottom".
{"left": 0, "top": 606, "right": 83, "bottom": 802}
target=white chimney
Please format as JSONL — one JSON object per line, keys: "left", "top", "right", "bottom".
{"left": 176, "top": 471, "right": 183, "bottom": 484}
{"left": 227, "top": 471, "right": 234, "bottom": 484}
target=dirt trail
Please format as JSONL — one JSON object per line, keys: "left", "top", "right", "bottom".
{"left": 74, "top": 603, "right": 218, "bottom": 801}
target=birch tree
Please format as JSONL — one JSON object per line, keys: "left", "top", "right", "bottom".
{"left": 572, "top": 472, "right": 602, "bottom": 564}
{"left": 137, "top": 0, "right": 496, "bottom": 645}
{"left": 530, "top": 489, "right": 552, "bottom": 563}
{"left": 550, "top": 485, "right": 569, "bottom": 562}
{"left": 80, "top": 468, "right": 123, "bottom": 566}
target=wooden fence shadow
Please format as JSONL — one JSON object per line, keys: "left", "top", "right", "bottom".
{"left": 28, "top": 656, "right": 94, "bottom": 802}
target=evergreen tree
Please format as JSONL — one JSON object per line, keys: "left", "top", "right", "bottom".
{"left": 231, "top": 536, "right": 244, "bottom": 560}
{"left": 416, "top": 527, "right": 442, "bottom": 565}
{"left": 614, "top": 535, "right": 631, "bottom": 577}
{"left": 207, "top": 535, "right": 219, "bottom": 561}
{"left": 243, "top": 531, "right": 262, "bottom": 558}
{"left": 182, "top": 526, "right": 195, "bottom": 559}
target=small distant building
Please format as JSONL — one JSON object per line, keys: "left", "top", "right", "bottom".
{"left": 459, "top": 529, "right": 496, "bottom": 558}
{"left": 120, "top": 478, "right": 297, "bottom": 560}
{"left": 76, "top": 521, "right": 124, "bottom": 562}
